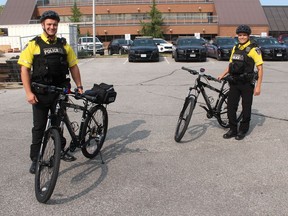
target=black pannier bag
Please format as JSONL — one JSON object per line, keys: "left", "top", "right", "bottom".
{"left": 84, "top": 83, "right": 117, "bottom": 104}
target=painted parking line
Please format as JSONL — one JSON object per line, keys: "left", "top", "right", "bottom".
{"left": 164, "top": 56, "right": 170, "bottom": 64}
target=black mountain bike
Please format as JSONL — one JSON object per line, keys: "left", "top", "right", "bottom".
{"left": 31, "top": 82, "right": 116, "bottom": 203}
{"left": 174, "top": 67, "right": 243, "bottom": 142}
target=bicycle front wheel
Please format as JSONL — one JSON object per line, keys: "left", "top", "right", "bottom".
{"left": 216, "top": 91, "right": 243, "bottom": 128}
{"left": 35, "top": 128, "right": 61, "bottom": 203}
{"left": 174, "top": 96, "right": 196, "bottom": 142}
{"left": 81, "top": 105, "right": 108, "bottom": 159}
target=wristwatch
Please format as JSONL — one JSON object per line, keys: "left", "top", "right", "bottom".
{"left": 77, "top": 86, "right": 83, "bottom": 90}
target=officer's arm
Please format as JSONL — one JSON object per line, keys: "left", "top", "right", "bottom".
{"left": 20, "top": 66, "right": 38, "bottom": 104}
{"left": 69, "top": 64, "right": 83, "bottom": 94}
{"left": 254, "top": 64, "right": 263, "bottom": 96}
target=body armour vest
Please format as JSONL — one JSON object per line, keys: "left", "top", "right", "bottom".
{"left": 32, "top": 36, "right": 69, "bottom": 85}
{"left": 229, "top": 43, "right": 257, "bottom": 76}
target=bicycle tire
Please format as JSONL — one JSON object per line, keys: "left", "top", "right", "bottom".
{"left": 81, "top": 105, "right": 108, "bottom": 158}
{"left": 35, "top": 128, "right": 61, "bottom": 203}
{"left": 174, "top": 96, "right": 196, "bottom": 142}
{"left": 216, "top": 91, "right": 243, "bottom": 128}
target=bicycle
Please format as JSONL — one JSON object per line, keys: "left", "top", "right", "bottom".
{"left": 174, "top": 67, "right": 243, "bottom": 142}
{"left": 31, "top": 82, "right": 116, "bottom": 203}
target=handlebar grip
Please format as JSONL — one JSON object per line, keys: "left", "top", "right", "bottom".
{"left": 181, "top": 66, "right": 198, "bottom": 75}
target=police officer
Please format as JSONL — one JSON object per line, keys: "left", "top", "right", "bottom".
{"left": 18, "top": 10, "right": 83, "bottom": 174}
{"left": 218, "top": 25, "right": 263, "bottom": 140}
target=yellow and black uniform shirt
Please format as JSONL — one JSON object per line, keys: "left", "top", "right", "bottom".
{"left": 229, "top": 40, "right": 263, "bottom": 66}
{"left": 18, "top": 33, "right": 78, "bottom": 69}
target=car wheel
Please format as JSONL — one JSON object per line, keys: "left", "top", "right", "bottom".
{"left": 175, "top": 53, "right": 179, "bottom": 62}
{"left": 108, "top": 49, "right": 112, "bottom": 55}
{"left": 217, "top": 51, "right": 222, "bottom": 61}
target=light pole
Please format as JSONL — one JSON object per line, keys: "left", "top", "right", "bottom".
{"left": 92, "top": 0, "right": 96, "bottom": 56}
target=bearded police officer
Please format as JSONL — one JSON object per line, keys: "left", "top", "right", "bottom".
{"left": 218, "top": 25, "right": 264, "bottom": 140}
{"left": 18, "top": 10, "right": 83, "bottom": 174}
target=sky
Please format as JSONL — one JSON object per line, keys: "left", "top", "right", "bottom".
{"left": 0, "top": 0, "right": 288, "bottom": 6}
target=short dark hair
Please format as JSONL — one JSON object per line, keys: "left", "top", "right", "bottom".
{"left": 40, "top": 10, "right": 60, "bottom": 23}
{"left": 236, "top": 25, "right": 251, "bottom": 35}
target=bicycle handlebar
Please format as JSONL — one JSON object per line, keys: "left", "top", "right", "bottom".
{"left": 181, "top": 66, "right": 221, "bottom": 83}
{"left": 31, "top": 82, "right": 98, "bottom": 103}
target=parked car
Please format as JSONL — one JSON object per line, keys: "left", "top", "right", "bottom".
{"left": 107, "top": 38, "right": 133, "bottom": 55}
{"left": 128, "top": 38, "right": 159, "bottom": 62}
{"left": 253, "top": 37, "right": 287, "bottom": 61}
{"left": 78, "top": 36, "right": 104, "bottom": 55}
{"left": 172, "top": 37, "right": 207, "bottom": 62}
{"left": 206, "top": 37, "right": 236, "bottom": 60}
{"left": 153, "top": 38, "right": 173, "bottom": 53}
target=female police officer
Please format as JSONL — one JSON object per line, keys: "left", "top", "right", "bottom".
{"left": 18, "top": 11, "right": 83, "bottom": 173}
{"left": 218, "top": 25, "right": 263, "bottom": 140}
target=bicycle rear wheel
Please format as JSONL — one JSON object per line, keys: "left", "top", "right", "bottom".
{"left": 81, "top": 105, "right": 108, "bottom": 158}
{"left": 216, "top": 91, "right": 243, "bottom": 128}
{"left": 174, "top": 96, "right": 196, "bottom": 142}
{"left": 35, "top": 128, "right": 61, "bottom": 203}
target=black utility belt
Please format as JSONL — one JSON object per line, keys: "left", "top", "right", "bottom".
{"left": 31, "top": 84, "right": 57, "bottom": 95}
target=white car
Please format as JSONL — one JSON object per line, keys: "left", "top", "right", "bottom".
{"left": 153, "top": 38, "right": 173, "bottom": 53}
{"left": 78, "top": 36, "right": 104, "bottom": 55}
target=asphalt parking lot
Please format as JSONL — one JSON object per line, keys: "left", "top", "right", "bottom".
{"left": 1, "top": 56, "right": 288, "bottom": 215}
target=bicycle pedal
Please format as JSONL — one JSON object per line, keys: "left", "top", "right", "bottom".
{"left": 69, "top": 141, "right": 77, "bottom": 152}
{"left": 69, "top": 146, "right": 76, "bottom": 152}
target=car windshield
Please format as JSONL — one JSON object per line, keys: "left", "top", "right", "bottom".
{"left": 86, "top": 37, "right": 100, "bottom": 43}
{"left": 255, "top": 38, "right": 280, "bottom": 45}
{"left": 118, "top": 39, "right": 132, "bottom": 45}
{"left": 133, "top": 39, "right": 155, "bottom": 46}
{"left": 216, "top": 38, "right": 236, "bottom": 45}
{"left": 154, "top": 39, "right": 167, "bottom": 44}
{"left": 178, "top": 38, "right": 203, "bottom": 46}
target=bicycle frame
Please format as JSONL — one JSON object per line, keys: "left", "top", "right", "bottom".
{"left": 188, "top": 74, "right": 228, "bottom": 117}
{"left": 57, "top": 95, "right": 97, "bottom": 153}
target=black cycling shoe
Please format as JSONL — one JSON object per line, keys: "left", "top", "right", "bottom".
{"left": 29, "top": 161, "right": 37, "bottom": 174}
{"left": 61, "top": 151, "right": 77, "bottom": 162}
{"left": 235, "top": 131, "right": 246, "bottom": 140}
{"left": 223, "top": 130, "right": 237, "bottom": 139}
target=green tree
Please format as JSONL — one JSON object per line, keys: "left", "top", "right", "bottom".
{"left": 69, "top": 2, "right": 82, "bottom": 22}
{"left": 69, "top": 2, "right": 82, "bottom": 35}
{"left": 140, "top": 0, "right": 164, "bottom": 38}
{"left": 0, "top": 5, "right": 4, "bottom": 15}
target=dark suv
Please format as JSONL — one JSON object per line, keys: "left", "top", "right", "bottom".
{"left": 206, "top": 37, "right": 236, "bottom": 60}
{"left": 254, "top": 37, "right": 287, "bottom": 61}
{"left": 107, "top": 38, "right": 133, "bottom": 55}
{"left": 172, "top": 37, "right": 207, "bottom": 62}
{"left": 128, "top": 38, "right": 159, "bottom": 62}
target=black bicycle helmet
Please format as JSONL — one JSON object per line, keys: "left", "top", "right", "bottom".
{"left": 40, "top": 10, "right": 60, "bottom": 22}
{"left": 236, "top": 25, "right": 251, "bottom": 35}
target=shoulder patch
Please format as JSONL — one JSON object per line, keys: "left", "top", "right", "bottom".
{"left": 255, "top": 47, "right": 261, "bottom": 55}
{"left": 245, "top": 46, "right": 251, "bottom": 53}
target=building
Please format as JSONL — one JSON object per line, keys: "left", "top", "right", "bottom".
{"left": 0, "top": 0, "right": 270, "bottom": 44}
